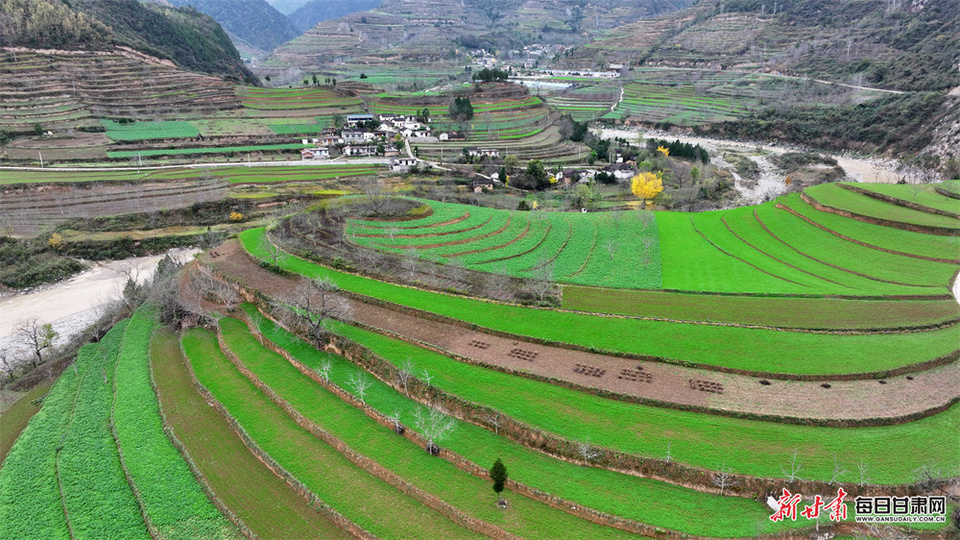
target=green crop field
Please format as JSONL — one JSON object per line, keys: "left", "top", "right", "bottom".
{"left": 107, "top": 143, "right": 310, "bottom": 159}
{"left": 240, "top": 306, "right": 813, "bottom": 537}
{"left": 328, "top": 320, "right": 960, "bottom": 485}
{"left": 113, "top": 307, "right": 237, "bottom": 539}
{"left": 218, "top": 317, "right": 643, "bottom": 539}
{"left": 805, "top": 183, "right": 960, "bottom": 231}
{"left": 348, "top": 199, "right": 663, "bottom": 289}
{"left": 150, "top": 328, "right": 350, "bottom": 539}
{"left": 242, "top": 227, "right": 960, "bottom": 375}
{"left": 181, "top": 328, "right": 484, "bottom": 539}
{"left": 101, "top": 120, "right": 200, "bottom": 141}
{"left": 850, "top": 181, "right": 960, "bottom": 216}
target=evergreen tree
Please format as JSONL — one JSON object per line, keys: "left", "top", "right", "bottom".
{"left": 490, "top": 458, "right": 508, "bottom": 504}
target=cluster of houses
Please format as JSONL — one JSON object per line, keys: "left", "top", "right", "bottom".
{"left": 300, "top": 113, "right": 434, "bottom": 169}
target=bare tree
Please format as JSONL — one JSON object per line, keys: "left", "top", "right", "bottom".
{"left": 278, "top": 277, "right": 352, "bottom": 346}
{"left": 0, "top": 349, "right": 19, "bottom": 382}
{"left": 400, "top": 249, "right": 419, "bottom": 280}
{"left": 781, "top": 448, "right": 802, "bottom": 481}
{"left": 397, "top": 358, "right": 415, "bottom": 396}
{"left": 829, "top": 454, "right": 847, "bottom": 484}
{"left": 665, "top": 441, "right": 672, "bottom": 464}
{"left": 487, "top": 412, "right": 502, "bottom": 435}
{"left": 347, "top": 371, "right": 372, "bottom": 404}
{"left": 316, "top": 358, "right": 333, "bottom": 383}
{"left": 604, "top": 238, "right": 618, "bottom": 260}
{"left": 575, "top": 437, "right": 601, "bottom": 465}
{"left": 260, "top": 229, "right": 289, "bottom": 268}
{"left": 913, "top": 465, "right": 952, "bottom": 495}
{"left": 16, "top": 319, "right": 58, "bottom": 368}
{"left": 360, "top": 178, "right": 390, "bottom": 215}
{"left": 412, "top": 406, "right": 456, "bottom": 454}
{"left": 447, "top": 258, "right": 467, "bottom": 287}
{"left": 421, "top": 369, "right": 433, "bottom": 387}
{"left": 857, "top": 460, "right": 870, "bottom": 487}
{"left": 711, "top": 464, "right": 739, "bottom": 496}
{"left": 387, "top": 410, "right": 404, "bottom": 434}
{"left": 527, "top": 257, "right": 555, "bottom": 303}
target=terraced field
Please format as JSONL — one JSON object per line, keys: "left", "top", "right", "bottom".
{"left": 3, "top": 180, "right": 957, "bottom": 538}
{"left": 348, "top": 200, "right": 663, "bottom": 289}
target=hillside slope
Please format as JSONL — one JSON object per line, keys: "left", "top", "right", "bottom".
{"left": 267, "top": 0, "right": 694, "bottom": 70}
{"left": 288, "top": 0, "right": 383, "bottom": 33}
{"left": 168, "top": 0, "right": 301, "bottom": 51}
{"left": 0, "top": 0, "right": 257, "bottom": 83}
{"left": 562, "top": 0, "right": 960, "bottom": 92}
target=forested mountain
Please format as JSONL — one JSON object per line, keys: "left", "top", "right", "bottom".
{"left": 168, "top": 0, "right": 301, "bottom": 51}
{"left": 288, "top": 0, "right": 383, "bottom": 33}
{"left": 0, "top": 0, "right": 256, "bottom": 83}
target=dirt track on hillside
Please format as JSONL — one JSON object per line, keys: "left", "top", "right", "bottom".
{"left": 203, "top": 239, "right": 960, "bottom": 423}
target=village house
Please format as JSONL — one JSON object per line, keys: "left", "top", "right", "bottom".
{"left": 341, "top": 131, "right": 370, "bottom": 144}
{"left": 603, "top": 163, "right": 635, "bottom": 181}
{"left": 345, "top": 114, "right": 374, "bottom": 126}
{"left": 465, "top": 147, "right": 500, "bottom": 158}
{"left": 438, "top": 132, "right": 465, "bottom": 141}
{"left": 389, "top": 156, "right": 418, "bottom": 171}
{"left": 472, "top": 176, "right": 495, "bottom": 192}
{"left": 300, "top": 147, "right": 330, "bottom": 160}
{"left": 342, "top": 145, "right": 378, "bottom": 157}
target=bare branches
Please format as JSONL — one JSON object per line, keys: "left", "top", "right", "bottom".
{"left": 711, "top": 464, "right": 738, "bottom": 496}
{"left": 316, "top": 358, "right": 332, "bottom": 383}
{"left": 829, "top": 454, "right": 847, "bottom": 485}
{"left": 487, "top": 413, "right": 502, "bottom": 435}
{"left": 575, "top": 437, "right": 601, "bottom": 465}
{"left": 781, "top": 448, "right": 802, "bottom": 482}
{"left": 15, "top": 319, "right": 58, "bottom": 368}
{"left": 277, "top": 277, "right": 352, "bottom": 347}
{"left": 412, "top": 406, "right": 456, "bottom": 454}
{"left": 347, "top": 371, "right": 372, "bottom": 404}
{"left": 397, "top": 358, "right": 415, "bottom": 396}
{"left": 857, "top": 460, "right": 870, "bottom": 487}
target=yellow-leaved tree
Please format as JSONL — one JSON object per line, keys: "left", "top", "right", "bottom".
{"left": 631, "top": 171, "right": 663, "bottom": 208}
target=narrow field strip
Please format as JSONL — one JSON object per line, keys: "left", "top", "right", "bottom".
{"left": 57, "top": 321, "right": 149, "bottom": 539}
{"left": 657, "top": 211, "right": 809, "bottom": 293}
{"left": 691, "top": 215, "right": 810, "bottom": 288}
{"left": 442, "top": 220, "right": 531, "bottom": 258}
{"left": 151, "top": 328, "right": 353, "bottom": 539}
{"left": 182, "top": 328, "right": 481, "bottom": 539}
{"left": 560, "top": 287, "right": 960, "bottom": 330}
{"left": 238, "top": 229, "right": 960, "bottom": 376}
{"left": 756, "top": 204, "right": 956, "bottom": 289}
{"left": 113, "top": 307, "right": 238, "bottom": 539}
{"left": 844, "top": 183, "right": 960, "bottom": 217}
{"left": 329, "top": 321, "right": 960, "bottom": 486}
{"left": 778, "top": 195, "right": 960, "bottom": 262}
{"left": 240, "top": 307, "right": 810, "bottom": 538}
{"left": 380, "top": 215, "right": 514, "bottom": 251}
{"left": 470, "top": 219, "right": 553, "bottom": 265}
{"left": 354, "top": 216, "right": 493, "bottom": 239}
{"left": 804, "top": 184, "right": 960, "bottom": 233}
{"left": 0, "top": 332, "right": 116, "bottom": 540}
{"left": 219, "top": 318, "right": 641, "bottom": 540}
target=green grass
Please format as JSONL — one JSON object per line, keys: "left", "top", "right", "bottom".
{"left": 182, "top": 328, "right": 482, "bottom": 539}
{"left": 561, "top": 287, "right": 960, "bottom": 329}
{"left": 57, "top": 321, "right": 148, "bottom": 539}
{"left": 851, "top": 182, "right": 960, "bottom": 216}
{"left": 348, "top": 200, "right": 662, "bottom": 289}
{"left": 151, "top": 328, "right": 351, "bottom": 539}
{"left": 219, "top": 317, "right": 643, "bottom": 540}
{"left": 241, "top": 227, "right": 960, "bottom": 375}
{"left": 114, "top": 306, "right": 237, "bottom": 539}
{"left": 780, "top": 194, "right": 960, "bottom": 261}
{"left": 107, "top": 144, "right": 309, "bottom": 159}
{"left": 0, "top": 327, "right": 124, "bottom": 540}
{"left": 241, "top": 306, "right": 813, "bottom": 537}
{"left": 101, "top": 120, "right": 199, "bottom": 141}
{"left": 332, "top": 321, "right": 960, "bottom": 485}
{"left": 805, "top": 183, "right": 960, "bottom": 230}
